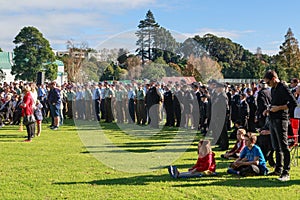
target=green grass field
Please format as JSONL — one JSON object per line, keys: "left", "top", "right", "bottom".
{"left": 1, "top": 119, "right": 300, "bottom": 200}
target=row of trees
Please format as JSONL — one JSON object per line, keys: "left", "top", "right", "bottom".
{"left": 3, "top": 10, "right": 300, "bottom": 83}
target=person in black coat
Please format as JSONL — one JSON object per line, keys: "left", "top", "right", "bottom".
{"left": 173, "top": 84, "right": 184, "bottom": 127}
{"left": 163, "top": 85, "right": 174, "bottom": 127}
{"left": 255, "top": 80, "right": 271, "bottom": 129}
{"left": 246, "top": 88, "right": 257, "bottom": 132}
{"left": 210, "top": 82, "right": 229, "bottom": 150}
{"left": 230, "top": 87, "right": 241, "bottom": 128}
{"left": 238, "top": 93, "right": 249, "bottom": 130}
{"left": 145, "top": 80, "right": 161, "bottom": 128}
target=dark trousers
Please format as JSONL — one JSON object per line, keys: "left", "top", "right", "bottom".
{"left": 136, "top": 100, "right": 146, "bottom": 125}
{"left": 235, "top": 165, "right": 261, "bottom": 176}
{"left": 26, "top": 122, "right": 35, "bottom": 140}
{"left": 269, "top": 118, "right": 290, "bottom": 174}
{"left": 104, "top": 98, "right": 113, "bottom": 122}
{"left": 67, "top": 100, "right": 73, "bottom": 119}
{"left": 94, "top": 100, "right": 100, "bottom": 121}
{"left": 128, "top": 99, "right": 135, "bottom": 123}
{"left": 164, "top": 104, "right": 174, "bottom": 126}
{"left": 257, "top": 135, "right": 275, "bottom": 167}
{"left": 100, "top": 99, "right": 105, "bottom": 119}
{"left": 174, "top": 104, "right": 181, "bottom": 127}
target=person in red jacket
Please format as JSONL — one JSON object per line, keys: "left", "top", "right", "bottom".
{"left": 20, "top": 84, "right": 36, "bottom": 142}
{"left": 168, "top": 140, "right": 216, "bottom": 178}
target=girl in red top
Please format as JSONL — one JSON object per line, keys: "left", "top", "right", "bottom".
{"left": 168, "top": 140, "right": 216, "bottom": 178}
{"left": 20, "top": 85, "right": 36, "bottom": 142}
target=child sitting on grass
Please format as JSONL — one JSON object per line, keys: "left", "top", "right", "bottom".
{"left": 227, "top": 133, "right": 268, "bottom": 176}
{"left": 168, "top": 140, "right": 216, "bottom": 178}
{"left": 221, "top": 128, "right": 246, "bottom": 159}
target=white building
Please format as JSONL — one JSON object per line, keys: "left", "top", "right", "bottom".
{"left": 0, "top": 51, "right": 65, "bottom": 84}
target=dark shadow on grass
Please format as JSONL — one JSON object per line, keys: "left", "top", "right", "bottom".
{"left": 54, "top": 173, "right": 300, "bottom": 188}
{"left": 172, "top": 177, "right": 300, "bottom": 188}
{"left": 0, "top": 134, "right": 24, "bottom": 138}
{"left": 54, "top": 174, "right": 171, "bottom": 186}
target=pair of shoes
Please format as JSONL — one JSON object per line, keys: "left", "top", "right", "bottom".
{"left": 168, "top": 166, "right": 176, "bottom": 178}
{"left": 168, "top": 166, "right": 179, "bottom": 178}
{"left": 278, "top": 173, "right": 290, "bottom": 181}
{"left": 227, "top": 168, "right": 238, "bottom": 175}
{"left": 267, "top": 171, "right": 281, "bottom": 176}
{"left": 51, "top": 126, "right": 58, "bottom": 130}
{"left": 24, "top": 139, "right": 32, "bottom": 142}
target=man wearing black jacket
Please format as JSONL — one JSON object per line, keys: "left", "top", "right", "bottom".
{"left": 264, "top": 70, "right": 297, "bottom": 181}
{"left": 256, "top": 80, "right": 272, "bottom": 129}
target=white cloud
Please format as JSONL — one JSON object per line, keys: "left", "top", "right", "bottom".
{"left": 0, "top": 0, "right": 157, "bottom": 51}
{"left": 0, "top": 0, "right": 156, "bottom": 13}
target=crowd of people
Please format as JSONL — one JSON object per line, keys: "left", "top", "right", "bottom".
{"left": 168, "top": 70, "right": 298, "bottom": 182}
{"left": 0, "top": 70, "right": 299, "bottom": 181}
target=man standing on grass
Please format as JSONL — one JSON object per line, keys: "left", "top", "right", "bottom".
{"left": 264, "top": 70, "right": 297, "bottom": 181}
{"left": 48, "top": 81, "right": 61, "bottom": 130}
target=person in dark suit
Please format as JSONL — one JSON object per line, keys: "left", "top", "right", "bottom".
{"left": 163, "top": 84, "right": 174, "bottom": 127}
{"left": 255, "top": 80, "right": 271, "bottom": 129}
{"left": 238, "top": 93, "right": 249, "bottom": 130}
{"left": 173, "top": 83, "right": 184, "bottom": 127}
{"left": 210, "top": 82, "right": 229, "bottom": 150}
{"left": 145, "top": 80, "right": 161, "bottom": 128}
{"left": 246, "top": 88, "right": 257, "bottom": 132}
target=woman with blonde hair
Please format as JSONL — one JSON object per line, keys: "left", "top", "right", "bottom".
{"left": 20, "top": 84, "right": 36, "bottom": 142}
{"left": 168, "top": 140, "right": 216, "bottom": 178}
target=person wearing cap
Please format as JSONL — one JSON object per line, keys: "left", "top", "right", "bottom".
{"left": 173, "top": 83, "right": 184, "bottom": 127}
{"left": 84, "top": 84, "right": 93, "bottom": 120}
{"left": 246, "top": 88, "right": 257, "bottom": 132}
{"left": 255, "top": 80, "right": 271, "bottom": 129}
{"left": 192, "top": 83, "right": 201, "bottom": 130}
{"left": 145, "top": 80, "right": 161, "bottom": 128}
{"left": 136, "top": 83, "right": 146, "bottom": 125}
{"left": 199, "top": 94, "right": 208, "bottom": 135}
{"left": 115, "top": 84, "right": 125, "bottom": 123}
{"left": 238, "top": 93, "right": 249, "bottom": 130}
{"left": 126, "top": 84, "right": 136, "bottom": 124}
{"left": 100, "top": 82, "right": 106, "bottom": 120}
{"left": 66, "top": 86, "right": 76, "bottom": 119}
{"left": 104, "top": 83, "right": 114, "bottom": 123}
{"left": 210, "top": 82, "right": 229, "bottom": 150}
{"left": 163, "top": 84, "right": 174, "bottom": 127}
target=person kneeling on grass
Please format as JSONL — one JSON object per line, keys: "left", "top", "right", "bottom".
{"left": 221, "top": 128, "right": 246, "bottom": 159}
{"left": 168, "top": 140, "right": 216, "bottom": 178}
{"left": 227, "top": 133, "right": 268, "bottom": 176}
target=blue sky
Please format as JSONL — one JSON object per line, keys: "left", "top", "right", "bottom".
{"left": 0, "top": 0, "right": 299, "bottom": 55}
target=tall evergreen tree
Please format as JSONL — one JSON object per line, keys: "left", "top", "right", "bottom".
{"left": 136, "top": 10, "right": 159, "bottom": 65}
{"left": 12, "top": 26, "right": 57, "bottom": 81}
{"left": 278, "top": 27, "right": 300, "bottom": 79}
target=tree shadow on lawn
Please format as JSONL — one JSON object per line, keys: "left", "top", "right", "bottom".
{"left": 54, "top": 173, "right": 300, "bottom": 187}
{"left": 0, "top": 133, "right": 27, "bottom": 142}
